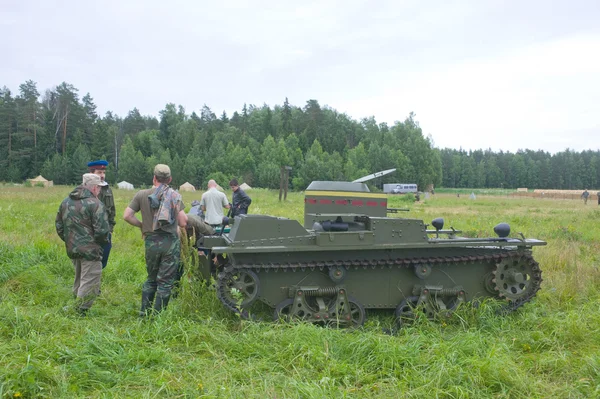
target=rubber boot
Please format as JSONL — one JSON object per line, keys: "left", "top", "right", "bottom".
{"left": 153, "top": 295, "right": 170, "bottom": 314}
{"left": 139, "top": 291, "right": 156, "bottom": 317}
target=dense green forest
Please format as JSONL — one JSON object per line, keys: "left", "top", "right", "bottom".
{"left": 1, "top": 81, "right": 598, "bottom": 190}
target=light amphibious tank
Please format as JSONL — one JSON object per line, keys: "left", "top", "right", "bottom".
{"left": 199, "top": 181, "right": 546, "bottom": 327}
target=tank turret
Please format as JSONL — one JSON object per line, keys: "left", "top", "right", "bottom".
{"left": 304, "top": 181, "right": 389, "bottom": 228}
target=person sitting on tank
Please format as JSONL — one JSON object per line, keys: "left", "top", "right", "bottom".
{"left": 185, "top": 214, "right": 215, "bottom": 246}
{"left": 188, "top": 200, "right": 204, "bottom": 219}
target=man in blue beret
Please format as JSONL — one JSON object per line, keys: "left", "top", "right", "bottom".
{"left": 88, "top": 160, "right": 116, "bottom": 268}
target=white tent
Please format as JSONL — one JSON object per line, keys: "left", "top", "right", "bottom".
{"left": 179, "top": 182, "right": 196, "bottom": 192}
{"left": 117, "top": 181, "right": 134, "bottom": 190}
{"left": 240, "top": 182, "right": 252, "bottom": 190}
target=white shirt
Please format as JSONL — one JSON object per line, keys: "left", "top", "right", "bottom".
{"left": 200, "top": 188, "right": 229, "bottom": 225}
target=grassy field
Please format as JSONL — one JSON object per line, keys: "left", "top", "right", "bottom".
{"left": 0, "top": 185, "right": 599, "bottom": 398}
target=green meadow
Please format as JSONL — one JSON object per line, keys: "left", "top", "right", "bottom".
{"left": 0, "top": 185, "right": 599, "bottom": 398}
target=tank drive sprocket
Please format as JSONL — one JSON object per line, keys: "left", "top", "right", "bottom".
{"left": 492, "top": 254, "right": 543, "bottom": 309}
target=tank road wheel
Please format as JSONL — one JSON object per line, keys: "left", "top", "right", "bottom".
{"left": 216, "top": 268, "right": 260, "bottom": 313}
{"left": 492, "top": 255, "right": 542, "bottom": 308}
{"left": 274, "top": 299, "right": 296, "bottom": 322}
{"left": 394, "top": 296, "right": 420, "bottom": 327}
{"left": 331, "top": 295, "right": 366, "bottom": 328}
{"left": 274, "top": 296, "right": 336, "bottom": 323}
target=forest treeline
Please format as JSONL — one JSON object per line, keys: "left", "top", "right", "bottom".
{"left": 1, "top": 81, "right": 599, "bottom": 190}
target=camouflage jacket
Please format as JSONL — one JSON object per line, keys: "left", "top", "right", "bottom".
{"left": 55, "top": 186, "right": 110, "bottom": 261}
{"left": 98, "top": 184, "right": 116, "bottom": 232}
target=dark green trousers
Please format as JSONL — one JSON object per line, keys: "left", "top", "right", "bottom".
{"left": 142, "top": 233, "right": 180, "bottom": 307}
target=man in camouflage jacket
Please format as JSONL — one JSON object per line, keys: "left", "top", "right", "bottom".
{"left": 56, "top": 173, "right": 110, "bottom": 315}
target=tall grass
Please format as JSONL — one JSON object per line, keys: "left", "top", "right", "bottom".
{"left": 1, "top": 187, "right": 599, "bottom": 398}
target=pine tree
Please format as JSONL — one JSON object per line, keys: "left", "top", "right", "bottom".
{"left": 0, "top": 88, "right": 15, "bottom": 173}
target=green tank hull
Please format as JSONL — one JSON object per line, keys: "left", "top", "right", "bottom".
{"left": 201, "top": 212, "right": 545, "bottom": 327}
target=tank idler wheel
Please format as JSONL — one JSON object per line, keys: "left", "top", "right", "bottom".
{"left": 331, "top": 295, "right": 366, "bottom": 328}
{"left": 217, "top": 268, "right": 260, "bottom": 311}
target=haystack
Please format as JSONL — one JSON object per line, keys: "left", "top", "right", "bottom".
{"left": 179, "top": 182, "right": 196, "bottom": 192}
{"left": 28, "top": 175, "right": 53, "bottom": 188}
{"left": 117, "top": 181, "right": 134, "bottom": 190}
{"left": 240, "top": 183, "right": 252, "bottom": 190}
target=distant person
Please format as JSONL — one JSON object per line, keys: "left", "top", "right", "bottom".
{"left": 200, "top": 180, "right": 230, "bottom": 227}
{"left": 88, "top": 160, "right": 116, "bottom": 269}
{"left": 123, "top": 164, "right": 187, "bottom": 316}
{"left": 229, "top": 178, "right": 252, "bottom": 217}
{"left": 55, "top": 173, "right": 110, "bottom": 316}
{"left": 581, "top": 189, "right": 589, "bottom": 205}
{"left": 597, "top": 191, "right": 600, "bottom": 206}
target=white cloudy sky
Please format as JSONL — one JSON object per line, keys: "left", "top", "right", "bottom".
{"left": 2, "top": 0, "right": 599, "bottom": 153}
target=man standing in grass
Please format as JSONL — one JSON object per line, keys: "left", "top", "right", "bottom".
{"left": 581, "top": 189, "right": 589, "bottom": 205}
{"left": 56, "top": 173, "right": 110, "bottom": 316}
{"left": 200, "top": 179, "right": 230, "bottom": 228}
{"left": 123, "top": 164, "right": 188, "bottom": 316}
{"left": 229, "top": 178, "right": 251, "bottom": 218}
{"left": 87, "top": 160, "right": 116, "bottom": 269}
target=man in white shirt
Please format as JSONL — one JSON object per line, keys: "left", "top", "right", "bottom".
{"left": 200, "top": 180, "right": 231, "bottom": 227}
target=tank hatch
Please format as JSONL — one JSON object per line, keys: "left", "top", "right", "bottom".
{"left": 304, "top": 180, "right": 388, "bottom": 228}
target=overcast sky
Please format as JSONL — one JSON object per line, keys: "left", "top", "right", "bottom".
{"left": 2, "top": 0, "right": 599, "bottom": 153}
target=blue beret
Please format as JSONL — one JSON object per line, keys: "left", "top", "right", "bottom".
{"left": 88, "top": 160, "right": 109, "bottom": 168}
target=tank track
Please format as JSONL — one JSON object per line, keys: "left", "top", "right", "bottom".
{"left": 216, "top": 250, "right": 543, "bottom": 317}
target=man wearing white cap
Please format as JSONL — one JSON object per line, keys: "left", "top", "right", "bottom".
{"left": 56, "top": 173, "right": 110, "bottom": 315}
